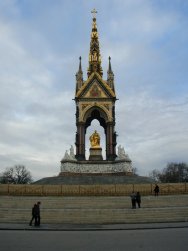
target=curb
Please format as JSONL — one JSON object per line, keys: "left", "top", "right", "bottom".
{"left": 0, "top": 222, "right": 188, "bottom": 231}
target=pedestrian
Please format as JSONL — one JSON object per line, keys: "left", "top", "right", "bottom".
{"left": 136, "top": 192, "right": 141, "bottom": 208}
{"left": 29, "top": 203, "right": 37, "bottom": 226}
{"left": 35, "top": 201, "right": 41, "bottom": 226}
{"left": 154, "top": 184, "right": 159, "bottom": 196}
{"left": 130, "top": 192, "right": 136, "bottom": 209}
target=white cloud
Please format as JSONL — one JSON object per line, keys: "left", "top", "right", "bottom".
{"left": 116, "top": 92, "right": 188, "bottom": 175}
{"left": 0, "top": 0, "right": 188, "bottom": 180}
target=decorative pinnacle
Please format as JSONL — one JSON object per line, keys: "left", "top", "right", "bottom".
{"left": 91, "top": 8, "right": 97, "bottom": 19}
{"left": 79, "top": 56, "right": 82, "bottom": 71}
{"left": 88, "top": 8, "right": 103, "bottom": 77}
{"left": 108, "top": 56, "right": 112, "bottom": 71}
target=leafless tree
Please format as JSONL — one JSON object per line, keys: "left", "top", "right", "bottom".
{"left": 1, "top": 165, "right": 33, "bottom": 184}
{"left": 149, "top": 162, "right": 188, "bottom": 183}
{"left": 149, "top": 169, "right": 161, "bottom": 182}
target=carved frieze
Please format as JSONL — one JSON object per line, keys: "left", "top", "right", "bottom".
{"left": 60, "top": 160, "right": 133, "bottom": 174}
{"left": 82, "top": 104, "right": 89, "bottom": 110}
{"left": 103, "top": 103, "right": 110, "bottom": 110}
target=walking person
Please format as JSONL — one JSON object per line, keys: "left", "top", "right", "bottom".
{"left": 136, "top": 192, "right": 141, "bottom": 208}
{"left": 130, "top": 192, "right": 136, "bottom": 209}
{"left": 154, "top": 184, "right": 159, "bottom": 196}
{"left": 35, "top": 201, "right": 41, "bottom": 226}
{"left": 29, "top": 203, "right": 37, "bottom": 226}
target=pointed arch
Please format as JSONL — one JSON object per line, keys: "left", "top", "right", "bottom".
{"left": 83, "top": 106, "right": 108, "bottom": 131}
{"left": 82, "top": 105, "right": 110, "bottom": 125}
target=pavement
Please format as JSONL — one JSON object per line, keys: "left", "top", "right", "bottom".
{"left": 0, "top": 222, "right": 188, "bottom": 231}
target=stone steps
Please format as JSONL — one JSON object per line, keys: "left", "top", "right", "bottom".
{"left": 0, "top": 195, "right": 188, "bottom": 224}
{"left": 0, "top": 207, "right": 188, "bottom": 224}
{"left": 0, "top": 195, "right": 188, "bottom": 208}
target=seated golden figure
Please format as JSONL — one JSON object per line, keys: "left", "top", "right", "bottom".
{"left": 89, "top": 130, "right": 100, "bottom": 148}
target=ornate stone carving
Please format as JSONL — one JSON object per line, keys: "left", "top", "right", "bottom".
{"left": 117, "top": 145, "right": 130, "bottom": 160}
{"left": 71, "top": 12, "right": 131, "bottom": 163}
{"left": 103, "top": 103, "right": 110, "bottom": 110}
{"left": 62, "top": 150, "right": 70, "bottom": 161}
{"left": 69, "top": 145, "right": 76, "bottom": 160}
{"left": 82, "top": 104, "right": 89, "bottom": 110}
{"left": 60, "top": 160, "right": 132, "bottom": 174}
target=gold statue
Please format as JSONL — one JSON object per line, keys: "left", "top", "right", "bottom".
{"left": 89, "top": 130, "right": 100, "bottom": 148}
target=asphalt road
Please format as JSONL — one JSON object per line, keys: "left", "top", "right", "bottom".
{"left": 0, "top": 228, "right": 188, "bottom": 251}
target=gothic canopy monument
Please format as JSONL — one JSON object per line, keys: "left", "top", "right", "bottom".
{"left": 60, "top": 10, "right": 132, "bottom": 176}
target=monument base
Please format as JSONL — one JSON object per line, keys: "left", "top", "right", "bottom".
{"left": 60, "top": 159, "right": 132, "bottom": 176}
{"left": 89, "top": 147, "right": 103, "bottom": 161}
{"left": 34, "top": 174, "right": 154, "bottom": 185}
{"left": 60, "top": 144, "right": 133, "bottom": 177}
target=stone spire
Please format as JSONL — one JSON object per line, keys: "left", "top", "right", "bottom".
{"left": 76, "top": 56, "right": 83, "bottom": 92}
{"left": 107, "top": 56, "right": 115, "bottom": 91}
{"left": 87, "top": 9, "right": 103, "bottom": 78}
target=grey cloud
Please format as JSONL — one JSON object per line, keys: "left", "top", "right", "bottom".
{"left": 115, "top": 93, "right": 188, "bottom": 175}
{"left": 0, "top": 1, "right": 188, "bottom": 179}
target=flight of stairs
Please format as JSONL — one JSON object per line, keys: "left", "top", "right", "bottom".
{"left": 0, "top": 195, "right": 188, "bottom": 224}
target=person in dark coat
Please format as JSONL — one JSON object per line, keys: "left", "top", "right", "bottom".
{"left": 29, "top": 203, "right": 37, "bottom": 226}
{"left": 35, "top": 201, "right": 41, "bottom": 226}
{"left": 130, "top": 192, "right": 136, "bottom": 209}
{"left": 154, "top": 184, "right": 159, "bottom": 196}
{"left": 136, "top": 192, "right": 141, "bottom": 208}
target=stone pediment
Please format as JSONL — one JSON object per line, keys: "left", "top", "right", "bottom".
{"left": 76, "top": 72, "right": 116, "bottom": 99}
{"left": 82, "top": 81, "right": 108, "bottom": 98}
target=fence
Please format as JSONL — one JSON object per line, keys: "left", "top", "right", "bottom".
{"left": 0, "top": 183, "right": 187, "bottom": 196}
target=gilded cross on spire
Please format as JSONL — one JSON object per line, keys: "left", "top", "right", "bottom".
{"left": 87, "top": 8, "right": 103, "bottom": 77}
{"left": 91, "top": 8, "right": 97, "bottom": 18}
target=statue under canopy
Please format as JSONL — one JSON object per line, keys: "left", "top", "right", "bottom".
{"left": 89, "top": 130, "right": 100, "bottom": 148}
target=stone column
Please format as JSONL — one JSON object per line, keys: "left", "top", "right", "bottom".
{"left": 106, "top": 122, "right": 116, "bottom": 160}
{"left": 75, "top": 122, "right": 85, "bottom": 160}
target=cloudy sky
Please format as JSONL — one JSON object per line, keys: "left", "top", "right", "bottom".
{"left": 0, "top": 0, "right": 188, "bottom": 180}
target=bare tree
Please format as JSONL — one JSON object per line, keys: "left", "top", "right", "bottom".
{"left": 132, "top": 167, "right": 138, "bottom": 176}
{"left": 159, "top": 162, "right": 188, "bottom": 183}
{"left": 1, "top": 165, "right": 33, "bottom": 184}
{"left": 149, "top": 169, "right": 161, "bottom": 182}
{"left": 149, "top": 162, "right": 188, "bottom": 183}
